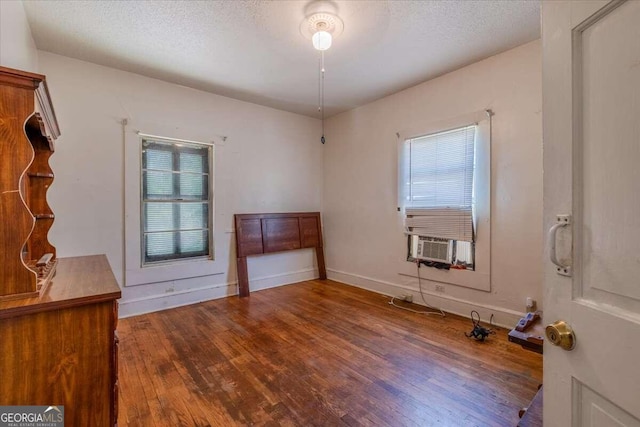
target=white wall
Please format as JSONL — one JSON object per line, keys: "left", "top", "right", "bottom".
{"left": 323, "top": 40, "right": 542, "bottom": 326}
{"left": 0, "top": 1, "right": 38, "bottom": 72}
{"left": 38, "top": 51, "right": 323, "bottom": 317}
{"left": 37, "top": 40, "right": 540, "bottom": 322}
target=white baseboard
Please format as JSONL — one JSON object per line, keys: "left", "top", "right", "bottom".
{"left": 327, "top": 268, "right": 523, "bottom": 329}
{"left": 118, "top": 282, "right": 235, "bottom": 318}
{"left": 119, "top": 266, "right": 522, "bottom": 328}
{"left": 118, "top": 268, "right": 318, "bottom": 318}
{"left": 249, "top": 268, "right": 319, "bottom": 292}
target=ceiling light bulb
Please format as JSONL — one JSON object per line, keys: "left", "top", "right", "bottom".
{"left": 312, "top": 31, "right": 332, "bottom": 51}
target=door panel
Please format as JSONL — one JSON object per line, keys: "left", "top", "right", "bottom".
{"left": 575, "top": 380, "right": 640, "bottom": 427}
{"left": 579, "top": 0, "right": 640, "bottom": 308}
{"left": 543, "top": 1, "right": 640, "bottom": 426}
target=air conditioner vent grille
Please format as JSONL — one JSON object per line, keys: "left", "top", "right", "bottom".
{"left": 416, "top": 237, "right": 451, "bottom": 263}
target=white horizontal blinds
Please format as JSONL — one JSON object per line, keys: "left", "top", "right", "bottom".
{"left": 405, "top": 208, "right": 474, "bottom": 241}
{"left": 404, "top": 125, "right": 476, "bottom": 242}
{"left": 142, "top": 138, "right": 211, "bottom": 264}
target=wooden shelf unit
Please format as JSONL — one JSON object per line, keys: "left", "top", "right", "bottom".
{"left": 0, "top": 66, "right": 60, "bottom": 300}
{"left": 0, "top": 67, "right": 121, "bottom": 425}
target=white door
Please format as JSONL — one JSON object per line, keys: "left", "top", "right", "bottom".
{"left": 543, "top": 0, "right": 640, "bottom": 425}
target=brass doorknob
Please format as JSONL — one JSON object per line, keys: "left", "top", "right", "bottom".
{"left": 545, "top": 320, "right": 576, "bottom": 351}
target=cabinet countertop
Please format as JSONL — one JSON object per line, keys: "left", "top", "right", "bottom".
{"left": 0, "top": 255, "right": 121, "bottom": 319}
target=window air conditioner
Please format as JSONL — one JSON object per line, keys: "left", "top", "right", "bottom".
{"left": 415, "top": 236, "right": 452, "bottom": 263}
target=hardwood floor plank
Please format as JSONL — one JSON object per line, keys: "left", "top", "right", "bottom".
{"left": 119, "top": 279, "right": 542, "bottom": 426}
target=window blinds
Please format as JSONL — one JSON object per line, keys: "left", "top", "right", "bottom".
{"left": 402, "top": 125, "right": 476, "bottom": 242}
{"left": 142, "top": 138, "right": 211, "bottom": 264}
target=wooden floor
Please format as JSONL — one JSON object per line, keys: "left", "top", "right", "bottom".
{"left": 118, "top": 280, "right": 542, "bottom": 426}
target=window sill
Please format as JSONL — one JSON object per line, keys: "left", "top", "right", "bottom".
{"left": 142, "top": 254, "right": 212, "bottom": 268}
{"left": 126, "top": 256, "right": 224, "bottom": 287}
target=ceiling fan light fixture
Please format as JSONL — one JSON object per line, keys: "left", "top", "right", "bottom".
{"left": 299, "top": 2, "right": 344, "bottom": 144}
{"left": 312, "top": 30, "right": 332, "bottom": 51}
{"left": 299, "top": 8, "right": 344, "bottom": 44}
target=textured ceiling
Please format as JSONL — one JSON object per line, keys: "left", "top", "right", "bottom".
{"left": 23, "top": 0, "right": 540, "bottom": 118}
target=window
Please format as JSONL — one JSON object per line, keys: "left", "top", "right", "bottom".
{"left": 404, "top": 125, "right": 476, "bottom": 210}
{"left": 401, "top": 125, "right": 477, "bottom": 269}
{"left": 141, "top": 137, "right": 212, "bottom": 265}
{"left": 397, "top": 110, "right": 491, "bottom": 290}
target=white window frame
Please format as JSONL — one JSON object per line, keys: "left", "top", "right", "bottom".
{"left": 397, "top": 110, "right": 491, "bottom": 292}
{"left": 124, "top": 120, "right": 222, "bottom": 287}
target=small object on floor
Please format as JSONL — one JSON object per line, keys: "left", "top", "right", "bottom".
{"left": 508, "top": 311, "right": 544, "bottom": 353}
{"left": 467, "top": 324, "right": 492, "bottom": 341}
{"left": 465, "top": 310, "right": 495, "bottom": 342}
{"left": 515, "top": 311, "right": 541, "bottom": 332}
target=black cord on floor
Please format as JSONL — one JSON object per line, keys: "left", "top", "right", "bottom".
{"left": 465, "top": 310, "right": 495, "bottom": 341}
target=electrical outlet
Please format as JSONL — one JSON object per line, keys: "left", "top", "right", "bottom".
{"left": 526, "top": 297, "right": 536, "bottom": 311}
{"left": 435, "top": 285, "right": 445, "bottom": 293}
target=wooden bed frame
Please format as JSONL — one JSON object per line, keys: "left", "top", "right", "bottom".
{"left": 234, "top": 212, "right": 327, "bottom": 297}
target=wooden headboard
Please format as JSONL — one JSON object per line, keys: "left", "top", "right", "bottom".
{"left": 234, "top": 212, "right": 326, "bottom": 297}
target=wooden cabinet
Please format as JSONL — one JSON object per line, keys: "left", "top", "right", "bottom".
{"left": 0, "top": 66, "right": 60, "bottom": 300}
{"left": 0, "top": 67, "right": 121, "bottom": 425}
{"left": 0, "top": 255, "right": 122, "bottom": 426}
